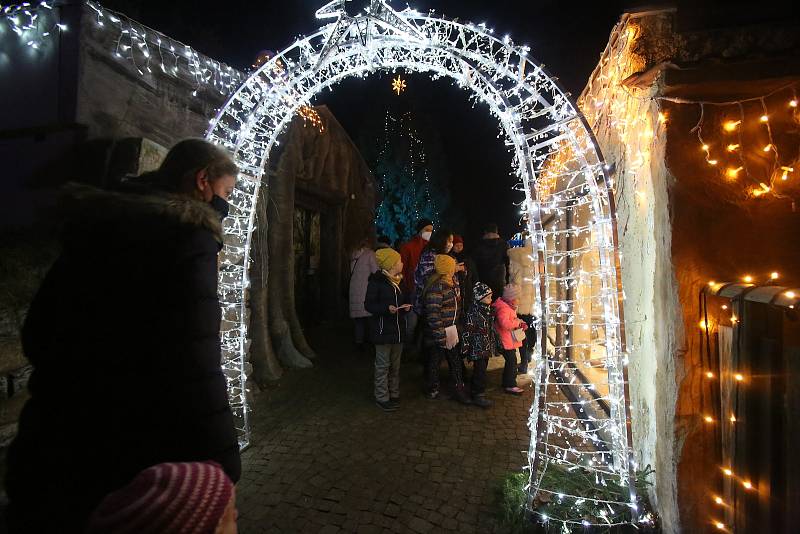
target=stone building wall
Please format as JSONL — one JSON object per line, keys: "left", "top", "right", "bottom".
{"left": 582, "top": 6, "right": 800, "bottom": 532}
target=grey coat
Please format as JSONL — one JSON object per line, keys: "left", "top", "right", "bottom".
{"left": 349, "top": 248, "right": 378, "bottom": 318}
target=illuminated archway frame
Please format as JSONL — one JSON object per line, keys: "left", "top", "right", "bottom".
{"left": 207, "top": 0, "right": 637, "bottom": 527}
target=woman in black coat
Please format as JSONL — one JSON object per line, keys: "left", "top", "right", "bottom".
{"left": 4, "top": 139, "right": 242, "bottom": 533}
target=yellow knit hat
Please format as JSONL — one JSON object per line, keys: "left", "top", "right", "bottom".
{"left": 433, "top": 254, "right": 456, "bottom": 279}
{"left": 375, "top": 248, "right": 401, "bottom": 271}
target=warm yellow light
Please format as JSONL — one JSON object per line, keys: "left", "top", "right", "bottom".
{"left": 658, "top": 111, "right": 667, "bottom": 124}
{"left": 708, "top": 159, "right": 718, "bottom": 165}
{"left": 709, "top": 280, "right": 716, "bottom": 286}
{"left": 781, "top": 166, "right": 794, "bottom": 181}
{"left": 706, "top": 371, "right": 715, "bottom": 378}
{"left": 743, "top": 275, "right": 753, "bottom": 283}
{"left": 735, "top": 373, "right": 744, "bottom": 381}
{"left": 763, "top": 144, "right": 772, "bottom": 152}
{"left": 743, "top": 481, "right": 753, "bottom": 490}
{"left": 791, "top": 99, "right": 799, "bottom": 108}
{"left": 726, "top": 166, "right": 743, "bottom": 179}
{"left": 723, "top": 120, "right": 741, "bottom": 132}
{"left": 721, "top": 304, "right": 728, "bottom": 310}
{"left": 714, "top": 496, "right": 724, "bottom": 505}
{"left": 786, "top": 291, "right": 796, "bottom": 298}
{"left": 699, "top": 320, "right": 708, "bottom": 329}
{"left": 760, "top": 114, "right": 769, "bottom": 122}
{"left": 730, "top": 315, "right": 738, "bottom": 324}
{"left": 704, "top": 415, "right": 714, "bottom": 423}
{"left": 759, "top": 182, "right": 771, "bottom": 192}
{"left": 715, "top": 521, "right": 725, "bottom": 530}
{"left": 723, "top": 468, "right": 733, "bottom": 476}
{"left": 701, "top": 144, "right": 710, "bottom": 151}
{"left": 726, "top": 143, "right": 740, "bottom": 152}
{"left": 730, "top": 414, "right": 736, "bottom": 422}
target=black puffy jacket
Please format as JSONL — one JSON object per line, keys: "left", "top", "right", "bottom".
{"left": 364, "top": 271, "right": 408, "bottom": 345}
{"left": 5, "top": 184, "right": 241, "bottom": 533}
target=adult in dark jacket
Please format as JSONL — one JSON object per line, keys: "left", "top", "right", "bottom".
{"left": 451, "top": 234, "right": 477, "bottom": 311}
{"left": 364, "top": 248, "right": 410, "bottom": 412}
{"left": 5, "top": 139, "right": 242, "bottom": 533}
{"left": 472, "top": 222, "right": 509, "bottom": 299}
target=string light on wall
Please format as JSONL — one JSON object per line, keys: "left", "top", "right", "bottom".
{"left": 682, "top": 85, "right": 800, "bottom": 203}
{"left": 698, "top": 276, "right": 800, "bottom": 530}
{"left": 1, "top": 1, "right": 247, "bottom": 96}
{"left": 1, "top": 1, "right": 68, "bottom": 49}
{"left": 297, "top": 105, "right": 326, "bottom": 133}
{"left": 204, "top": 0, "right": 640, "bottom": 528}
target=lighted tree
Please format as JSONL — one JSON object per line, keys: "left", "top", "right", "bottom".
{"left": 364, "top": 108, "right": 456, "bottom": 243}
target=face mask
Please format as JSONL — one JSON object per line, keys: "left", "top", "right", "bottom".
{"left": 445, "top": 243, "right": 453, "bottom": 253}
{"left": 420, "top": 231, "right": 432, "bottom": 241}
{"left": 209, "top": 194, "right": 229, "bottom": 221}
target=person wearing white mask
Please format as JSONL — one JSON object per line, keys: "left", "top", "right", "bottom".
{"left": 399, "top": 219, "right": 433, "bottom": 347}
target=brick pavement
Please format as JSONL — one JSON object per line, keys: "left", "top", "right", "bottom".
{"left": 236, "top": 323, "right": 533, "bottom": 533}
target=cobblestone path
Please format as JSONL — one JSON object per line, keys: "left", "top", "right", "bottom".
{"left": 236, "top": 322, "right": 534, "bottom": 534}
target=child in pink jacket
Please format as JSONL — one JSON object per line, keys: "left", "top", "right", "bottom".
{"left": 492, "top": 284, "right": 527, "bottom": 394}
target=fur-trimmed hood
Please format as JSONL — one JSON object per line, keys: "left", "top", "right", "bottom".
{"left": 60, "top": 183, "right": 223, "bottom": 243}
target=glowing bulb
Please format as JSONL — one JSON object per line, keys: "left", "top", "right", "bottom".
{"left": 723, "top": 120, "right": 741, "bottom": 132}
{"left": 730, "top": 414, "right": 736, "bottom": 422}
{"left": 781, "top": 166, "right": 794, "bottom": 180}
{"left": 706, "top": 371, "right": 714, "bottom": 378}
{"left": 726, "top": 143, "right": 740, "bottom": 152}
{"left": 786, "top": 291, "right": 796, "bottom": 298}
{"left": 701, "top": 144, "right": 710, "bottom": 151}
{"left": 791, "top": 99, "right": 798, "bottom": 108}
{"left": 730, "top": 315, "right": 738, "bottom": 324}
{"left": 735, "top": 373, "right": 744, "bottom": 381}
{"left": 770, "top": 272, "right": 779, "bottom": 280}
{"left": 704, "top": 415, "right": 714, "bottom": 423}
{"left": 716, "top": 521, "right": 725, "bottom": 530}
{"left": 760, "top": 114, "right": 769, "bottom": 122}
{"left": 709, "top": 280, "right": 716, "bottom": 286}
{"left": 715, "top": 496, "right": 724, "bottom": 505}
{"left": 708, "top": 159, "right": 718, "bottom": 165}
{"left": 743, "top": 481, "right": 753, "bottom": 490}
{"left": 699, "top": 320, "right": 708, "bottom": 329}
{"left": 763, "top": 144, "right": 772, "bottom": 152}
{"left": 658, "top": 112, "right": 668, "bottom": 124}
{"left": 726, "top": 166, "right": 743, "bottom": 179}
{"left": 721, "top": 305, "right": 728, "bottom": 310}
{"left": 743, "top": 275, "right": 753, "bottom": 283}
{"left": 723, "top": 468, "right": 733, "bottom": 476}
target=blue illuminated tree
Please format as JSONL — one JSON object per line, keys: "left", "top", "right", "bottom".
{"left": 365, "top": 109, "right": 453, "bottom": 244}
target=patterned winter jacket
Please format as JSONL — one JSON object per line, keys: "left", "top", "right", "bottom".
{"left": 422, "top": 275, "right": 462, "bottom": 349}
{"left": 413, "top": 249, "right": 436, "bottom": 314}
{"left": 462, "top": 301, "right": 495, "bottom": 361}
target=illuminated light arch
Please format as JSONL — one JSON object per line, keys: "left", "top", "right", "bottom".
{"left": 207, "top": 0, "right": 639, "bottom": 527}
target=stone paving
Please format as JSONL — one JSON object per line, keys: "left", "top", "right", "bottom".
{"left": 236, "top": 322, "right": 534, "bottom": 533}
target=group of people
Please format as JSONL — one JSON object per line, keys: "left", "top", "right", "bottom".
{"left": 349, "top": 220, "right": 538, "bottom": 412}
{"left": 5, "top": 139, "right": 243, "bottom": 533}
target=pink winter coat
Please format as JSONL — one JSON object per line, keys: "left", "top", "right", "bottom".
{"left": 493, "top": 298, "right": 524, "bottom": 350}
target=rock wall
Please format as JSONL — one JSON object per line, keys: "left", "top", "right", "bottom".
{"left": 582, "top": 7, "right": 800, "bottom": 532}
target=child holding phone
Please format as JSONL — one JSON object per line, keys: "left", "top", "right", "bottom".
{"left": 364, "top": 248, "right": 409, "bottom": 411}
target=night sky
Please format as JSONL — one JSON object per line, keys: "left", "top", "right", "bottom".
{"left": 104, "top": 0, "right": 632, "bottom": 240}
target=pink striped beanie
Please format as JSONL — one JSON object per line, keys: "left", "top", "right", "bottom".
{"left": 86, "top": 462, "right": 234, "bottom": 534}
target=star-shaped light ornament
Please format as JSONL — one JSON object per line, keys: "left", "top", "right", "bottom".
{"left": 392, "top": 76, "right": 407, "bottom": 95}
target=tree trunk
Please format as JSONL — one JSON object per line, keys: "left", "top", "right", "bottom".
{"left": 247, "top": 185, "right": 283, "bottom": 387}
{"left": 267, "top": 162, "right": 314, "bottom": 369}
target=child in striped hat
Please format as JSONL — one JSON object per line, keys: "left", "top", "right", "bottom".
{"left": 86, "top": 461, "right": 237, "bottom": 534}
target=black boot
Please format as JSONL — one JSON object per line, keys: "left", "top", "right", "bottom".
{"left": 472, "top": 394, "right": 493, "bottom": 408}
{"left": 453, "top": 384, "right": 471, "bottom": 405}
